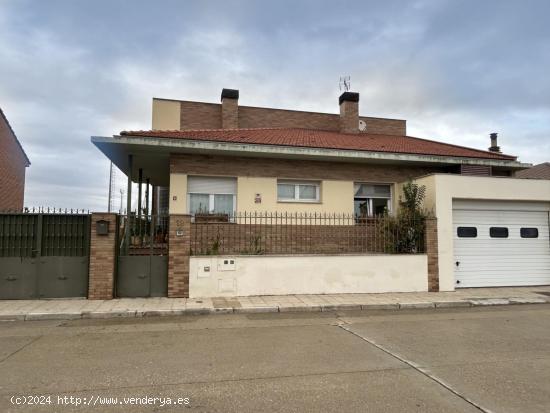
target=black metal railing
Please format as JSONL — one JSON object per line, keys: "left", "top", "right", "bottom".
{"left": 118, "top": 214, "right": 168, "bottom": 256}
{"left": 190, "top": 212, "right": 426, "bottom": 256}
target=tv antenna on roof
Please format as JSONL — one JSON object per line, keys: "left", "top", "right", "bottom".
{"left": 339, "top": 76, "right": 351, "bottom": 92}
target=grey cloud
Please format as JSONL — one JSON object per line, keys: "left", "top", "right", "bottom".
{"left": 0, "top": 0, "right": 548, "bottom": 211}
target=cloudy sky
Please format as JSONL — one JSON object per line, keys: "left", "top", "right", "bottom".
{"left": 1, "top": 0, "right": 549, "bottom": 211}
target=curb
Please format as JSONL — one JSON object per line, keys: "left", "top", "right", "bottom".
{"left": 0, "top": 298, "right": 547, "bottom": 322}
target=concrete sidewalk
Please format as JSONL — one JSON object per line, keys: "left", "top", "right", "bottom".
{"left": 1, "top": 286, "right": 549, "bottom": 321}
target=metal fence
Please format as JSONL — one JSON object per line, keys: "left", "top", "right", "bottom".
{"left": 0, "top": 211, "right": 91, "bottom": 299}
{"left": 116, "top": 214, "right": 169, "bottom": 298}
{"left": 0, "top": 212, "right": 90, "bottom": 257}
{"left": 191, "top": 212, "right": 426, "bottom": 256}
{"left": 118, "top": 214, "right": 169, "bottom": 256}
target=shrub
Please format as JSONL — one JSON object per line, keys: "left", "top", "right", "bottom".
{"left": 381, "top": 181, "right": 428, "bottom": 253}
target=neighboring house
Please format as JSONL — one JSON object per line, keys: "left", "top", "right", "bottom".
{"left": 92, "top": 88, "right": 550, "bottom": 296}
{"left": 515, "top": 162, "right": 550, "bottom": 179}
{"left": 0, "top": 108, "right": 30, "bottom": 210}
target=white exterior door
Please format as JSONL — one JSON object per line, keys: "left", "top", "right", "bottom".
{"left": 453, "top": 200, "right": 550, "bottom": 288}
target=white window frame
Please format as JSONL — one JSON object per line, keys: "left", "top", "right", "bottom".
{"left": 187, "top": 193, "right": 237, "bottom": 214}
{"left": 354, "top": 183, "right": 393, "bottom": 216}
{"left": 277, "top": 180, "right": 321, "bottom": 203}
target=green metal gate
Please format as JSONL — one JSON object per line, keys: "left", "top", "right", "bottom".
{"left": 0, "top": 213, "right": 90, "bottom": 299}
{"left": 116, "top": 214, "right": 168, "bottom": 297}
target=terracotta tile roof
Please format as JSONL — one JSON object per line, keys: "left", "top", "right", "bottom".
{"left": 515, "top": 162, "right": 550, "bottom": 179}
{"left": 119, "top": 128, "right": 517, "bottom": 161}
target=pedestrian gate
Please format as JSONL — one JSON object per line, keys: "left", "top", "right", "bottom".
{"left": 116, "top": 214, "right": 168, "bottom": 297}
{"left": 0, "top": 213, "right": 90, "bottom": 299}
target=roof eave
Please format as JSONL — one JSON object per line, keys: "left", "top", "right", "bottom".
{"left": 92, "top": 135, "right": 529, "bottom": 170}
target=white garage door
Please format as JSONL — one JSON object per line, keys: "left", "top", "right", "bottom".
{"left": 453, "top": 200, "right": 550, "bottom": 288}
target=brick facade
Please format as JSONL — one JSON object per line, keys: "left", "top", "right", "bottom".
{"left": 0, "top": 109, "right": 29, "bottom": 211}
{"left": 170, "top": 153, "right": 445, "bottom": 183}
{"left": 168, "top": 214, "right": 191, "bottom": 297}
{"left": 179, "top": 100, "right": 406, "bottom": 135}
{"left": 88, "top": 213, "right": 117, "bottom": 299}
{"left": 425, "top": 218, "right": 439, "bottom": 292}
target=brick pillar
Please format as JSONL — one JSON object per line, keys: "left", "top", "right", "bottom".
{"left": 168, "top": 214, "right": 191, "bottom": 297}
{"left": 425, "top": 218, "right": 439, "bottom": 292}
{"left": 88, "top": 213, "right": 117, "bottom": 299}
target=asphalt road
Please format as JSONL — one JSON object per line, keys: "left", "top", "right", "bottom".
{"left": 1, "top": 304, "right": 549, "bottom": 412}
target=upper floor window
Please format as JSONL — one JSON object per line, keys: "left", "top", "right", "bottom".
{"left": 354, "top": 183, "right": 392, "bottom": 217}
{"left": 277, "top": 180, "right": 320, "bottom": 203}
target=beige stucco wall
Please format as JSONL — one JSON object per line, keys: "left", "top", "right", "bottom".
{"left": 413, "top": 174, "right": 550, "bottom": 291}
{"left": 169, "top": 173, "right": 187, "bottom": 214}
{"left": 189, "top": 254, "right": 428, "bottom": 297}
{"left": 237, "top": 177, "right": 354, "bottom": 214}
{"left": 152, "top": 99, "right": 180, "bottom": 130}
{"left": 169, "top": 173, "right": 357, "bottom": 214}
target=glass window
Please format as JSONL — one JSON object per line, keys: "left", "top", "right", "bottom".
{"left": 277, "top": 184, "right": 295, "bottom": 200}
{"left": 298, "top": 185, "right": 317, "bottom": 200}
{"left": 354, "top": 183, "right": 392, "bottom": 217}
{"left": 277, "top": 180, "right": 320, "bottom": 202}
{"left": 187, "top": 176, "right": 236, "bottom": 216}
{"left": 490, "top": 227, "right": 509, "bottom": 238}
{"left": 457, "top": 227, "right": 477, "bottom": 238}
{"left": 189, "top": 194, "right": 235, "bottom": 215}
{"left": 213, "top": 194, "right": 234, "bottom": 215}
{"left": 189, "top": 194, "right": 210, "bottom": 214}
{"left": 520, "top": 228, "right": 539, "bottom": 238}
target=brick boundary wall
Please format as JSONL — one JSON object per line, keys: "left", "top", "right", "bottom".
{"left": 190, "top": 219, "right": 428, "bottom": 256}
{"left": 88, "top": 213, "right": 117, "bottom": 299}
{"left": 168, "top": 214, "right": 191, "bottom": 298}
{"left": 425, "top": 218, "right": 439, "bottom": 292}
{"left": 190, "top": 223, "right": 405, "bottom": 255}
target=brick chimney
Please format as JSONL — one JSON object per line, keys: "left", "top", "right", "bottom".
{"left": 221, "top": 88, "right": 239, "bottom": 129}
{"left": 339, "top": 92, "right": 359, "bottom": 134}
{"left": 488, "top": 132, "right": 501, "bottom": 152}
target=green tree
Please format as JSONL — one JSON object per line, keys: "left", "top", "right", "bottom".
{"left": 382, "top": 181, "right": 428, "bottom": 253}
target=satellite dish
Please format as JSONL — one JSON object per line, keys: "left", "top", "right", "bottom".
{"left": 358, "top": 120, "right": 367, "bottom": 131}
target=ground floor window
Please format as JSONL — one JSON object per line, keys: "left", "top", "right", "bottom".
{"left": 189, "top": 193, "right": 235, "bottom": 215}
{"left": 187, "top": 176, "right": 236, "bottom": 215}
{"left": 277, "top": 180, "right": 320, "bottom": 203}
{"left": 354, "top": 183, "right": 392, "bottom": 217}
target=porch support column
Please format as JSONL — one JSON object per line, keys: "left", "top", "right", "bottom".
{"left": 168, "top": 214, "right": 191, "bottom": 297}
{"left": 138, "top": 168, "right": 143, "bottom": 218}
{"left": 125, "top": 154, "right": 133, "bottom": 255}
{"left": 145, "top": 178, "right": 150, "bottom": 216}
{"left": 151, "top": 186, "right": 157, "bottom": 216}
